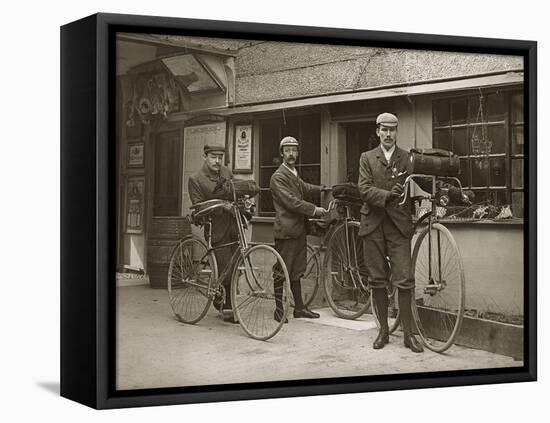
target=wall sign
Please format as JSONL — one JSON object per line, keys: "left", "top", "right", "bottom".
{"left": 233, "top": 124, "right": 253, "bottom": 173}
{"left": 127, "top": 142, "right": 145, "bottom": 168}
{"left": 125, "top": 176, "right": 145, "bottom": 234}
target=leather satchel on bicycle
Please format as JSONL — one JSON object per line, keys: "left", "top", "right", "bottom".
{"left": 407, "top": 148, "right": 460, "bottom": 177}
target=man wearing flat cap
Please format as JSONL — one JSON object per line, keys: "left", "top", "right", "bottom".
{"left": 358, "top": 112, "right": 424, "bottom": 353}
{"left": 188, "top": 142, "right": 239, "bottom": 323}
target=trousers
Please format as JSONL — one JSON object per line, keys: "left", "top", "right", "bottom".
{"left": 273, "top": 235, "right": 307, "bottom": 310}
{"left": 362, "top": 213, "right": 414, "bottom": 290}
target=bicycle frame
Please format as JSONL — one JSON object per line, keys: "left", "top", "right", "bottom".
{"left": 195, "top": 181, "right": 262, "bottom": 297}
{"left": 309, "top": 199, "right": 368, "bottom": 293}
{"left": 400, "top": 173, "right": 467, "bottom": 295}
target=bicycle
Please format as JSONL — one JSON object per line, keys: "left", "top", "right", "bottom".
{"left": 399, "top": 173, "right": 468, "bottom": 352}
{"left": 166, "top": 181, "right": 291, "bottom": 341}
{"left": 305, "top": 189, "right": 400, "bottom": 333}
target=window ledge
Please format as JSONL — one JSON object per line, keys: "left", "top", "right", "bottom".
{"left": 429, "top": 218, "right": 524, "bottom": 226}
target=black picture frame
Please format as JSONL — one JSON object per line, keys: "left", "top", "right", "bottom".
{"left": 61, "top": 12, "right": 537, "bottom": 409}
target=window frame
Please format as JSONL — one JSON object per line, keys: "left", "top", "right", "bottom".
{"left": 432, "top": 87, "right": 524, "bottom": 218}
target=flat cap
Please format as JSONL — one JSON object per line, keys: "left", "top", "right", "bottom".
{"left": 376, "top": 112, "right": 398, "bottom": 127}
{"left": 204, "top": 142, "right": 226, "bottom": 154}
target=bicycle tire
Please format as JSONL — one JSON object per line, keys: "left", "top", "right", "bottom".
{"left": 289, "top": 243, "right": 321, "bottom": 309}
{"left": 167, "top": 237, "right": 217, "bottom": 324}
{"left": 411, "top": 223, "right": 465, "bottom": 352}
{"left": 231, "top": 244, "right": 290, "bottom": 341}
{"left": 322, "top": 221, "right": 370, "bottom": 320}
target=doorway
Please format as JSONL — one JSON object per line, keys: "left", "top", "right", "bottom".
{"left": 344, "top": 121, "right": 378, "bottom": 183}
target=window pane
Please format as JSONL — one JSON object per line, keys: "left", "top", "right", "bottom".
{"left": 434, "top": 99, "right": 450, "bottom": 126}
{"left": 472, "top": 190, "right": 487, "bottom": 204}
{"left": 298, "top": 165, "right": 320, "bottom": 185}
{"left": 300, "top": 114, "right": 321, "bottom": 164}
{"left": 452, "top": 128, "right": 468, "bottom": 156}
{"left": 434, "top": 129, "right": 451, "bottom": 151}
{"left": 490, "top": 190, "right": 508, "bottom": 207}
{"left": 451, "top": 98, "right": 468, "bottom": 125}
{"left": 512, "top": 126, "right": 524, "bottom": 155}
{"left": 488, "top": 125, "right": 506, "bottom": 154}
{"left": 260, "top": 166, "right": 277, "bottom": 187}
{"left": 512, "top": 92, "right": 524, "bottom": 124}
{"left": 472, "top": 159, "right": 489, "bottom": 187}
{"left": 282, "top": 116, "right": 299, "bottom": 139}
{"left": 489, "top": 157, "right": 506, "bottom": 187}
{"left": 468, "top": 95, "right": 482, "bottom": 123}
{"left": 459, "top": 159, "right": 470, "bottom": 188}
{"left": 259, "top": 189, "right": 274, "bottom": 213}
{"left": 260, "top": 119, "right": 281, "bottom": 170}
{"left": 512, "top": 159, "right": 524, "bottom": 188}
{"left": 486, "top": 92, "right": 506, "bottom": 122}
{"left": 512, "top": 192, "right": 524, "bottom": 218}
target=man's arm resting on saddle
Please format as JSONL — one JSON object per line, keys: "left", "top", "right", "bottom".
{"left": 271, "top": 174, "right": 325, "bottom": 217}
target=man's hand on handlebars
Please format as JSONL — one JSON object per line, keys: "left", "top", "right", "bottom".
{"left": 320, "top": 185, "right": 332, "bottom": 193}
{"left": 389, "top": 183, "right": 404, "bottom": 201}
{"left": 314, "top": 206, "right": 328, "bottom": 217}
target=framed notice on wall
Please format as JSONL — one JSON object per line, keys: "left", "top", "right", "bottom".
{"left": 125, "top": 176, "right": 145, "bottom": 234}
{"left": 233, "top": 124, "right": 253, "bottom": 173}
{"left": 127, "top": 142, "right": 144, "bottom": 168}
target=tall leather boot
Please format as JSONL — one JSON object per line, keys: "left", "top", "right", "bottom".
{"left": 273, "top": 277, "right": 287, "bottom": 323}
{"left": 372, "top": 288, "right": 389, "bottom": 349}
{"left": 398, "top": 288, "right": 423, "bottom": 353}
{"left": 292, "top": 280, "right": 319, "bottom": 318}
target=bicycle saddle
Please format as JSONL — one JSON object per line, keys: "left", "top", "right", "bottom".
{"left": 190, "top": 199, "right": 229, "bottom": 220}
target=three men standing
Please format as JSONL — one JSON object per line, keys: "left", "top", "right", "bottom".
{"left": 358, "top": 113, "right": 424, "bottom": 353}
{"left": 270, "top": 136, "right": 328, "bottom": 321}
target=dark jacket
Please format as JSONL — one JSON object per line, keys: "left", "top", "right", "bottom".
{"left": 358, "top": 145, "right": 414, "bottom": 238}
{"left": 188, "top": 162, "right": 236, "bottom": 244}
{"left": 270, "top": 164, "right": 321, "bottom": 240}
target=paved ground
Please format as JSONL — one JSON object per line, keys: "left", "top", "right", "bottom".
{"left": 116, "top": 285, "right": 523, "bottom": 390}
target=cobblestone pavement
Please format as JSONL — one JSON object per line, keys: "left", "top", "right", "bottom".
{"left": 116, "top": 285, "right": 523, "bottom": 390}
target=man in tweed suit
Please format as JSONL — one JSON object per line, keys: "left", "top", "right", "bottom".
{"left": 358, "top": 113, "right": 424, "bottom": 353}
{"left": 270, "top": 136, "right": 327, "bottom": 322}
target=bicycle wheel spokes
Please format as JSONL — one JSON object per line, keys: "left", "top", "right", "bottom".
{"left": 412, "top": 223, "right": 465, "bottom": 352}
{"left": 323, "top": 221, "right": 370, "bottom": 320}
{"left": 302, "top": 244, "right": 321, "bottom": 307}
{"left": 231, "top": 245, "right": 290, "bottom": 340}
{"left": 167, "top": 238, "right": 216, "bottom": 324}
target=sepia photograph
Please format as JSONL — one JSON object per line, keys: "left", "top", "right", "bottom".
{"left": 112, "top": 28, "right": 529, "bottom": 393}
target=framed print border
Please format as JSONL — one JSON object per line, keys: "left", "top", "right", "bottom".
{"left": 61, "top": 12, "right": 537, "bottom": 410}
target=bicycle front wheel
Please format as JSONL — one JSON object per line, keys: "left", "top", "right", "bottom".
{"left": 231, "top": 244, "right": 290, "bottom": 341}
{"left": 323, "top": 221, "right": 370, "bottom": 320}
{"left": 167, "top": 237, "right": 217, "bottom": 324}
{"left": 411, "top": 223, "right": 465, "bottom": 352}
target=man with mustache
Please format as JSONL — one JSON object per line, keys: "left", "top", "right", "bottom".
{"left": 358, "top": 113, "right": 424, "bottom": 353}
{"left": 188, "top": 142, "right": 239, "bottom": 323}
{"left": 270, "top": 136, "right": 328, "bottom": 322}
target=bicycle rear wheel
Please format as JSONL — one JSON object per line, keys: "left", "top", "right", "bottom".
{"left": 323, "top": 221, "right": 370, "bottom": 320}
{"left": 290, "top": 243, "right": 321, "bottom": 309}
{"left": 231, "top": 244, "right": 290, "bottom": 340}
{"left": 167, "top": 237, "right": 217, "bottom": 324}
{"left": 411, "top": 223, "right": 465, "bottom": 352}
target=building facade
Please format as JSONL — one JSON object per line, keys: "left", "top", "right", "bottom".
{"left": 116, "top": 34, "right": 524, "bottom": 317}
